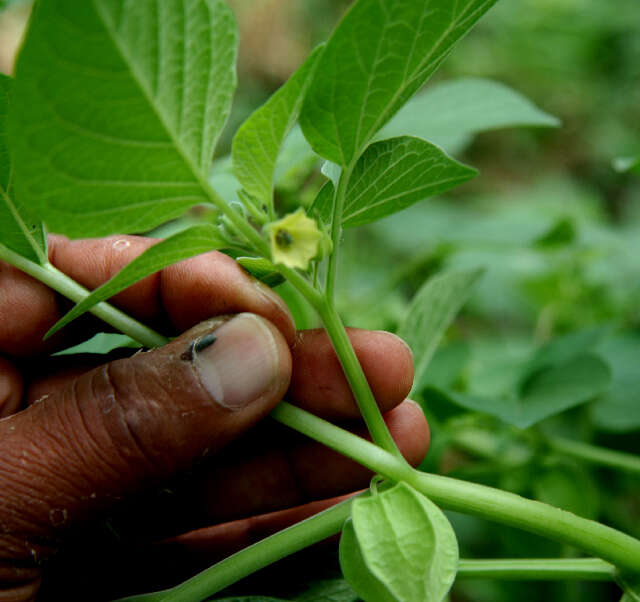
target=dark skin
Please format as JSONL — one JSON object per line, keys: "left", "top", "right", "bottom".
{"left": 0, "top": 235, "right": 429, "bottom": 601}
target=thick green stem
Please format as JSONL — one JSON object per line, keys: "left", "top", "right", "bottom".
{"left": 0, "top": 244, "right": 166, "bottom": 348}
{"left": 317, "top": 301, "right": 404, "bottom": 459}
{"left": 457, "top": 558, "right": 616, "bottom": 581}
{"left": 112, "top": 495, "right": 356, "bottom": 602}
{"left": 325, "top": 164, "right": 353, "bottom": 301}
{"left": 548, "top": 436, "right": 640, "bottom": 475}
{"left": 272, "top": 402, "right": 640, "bottom": 575}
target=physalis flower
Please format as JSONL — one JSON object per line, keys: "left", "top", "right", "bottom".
{"left": 267, "top": 208, "right": 323, "bottom": 270}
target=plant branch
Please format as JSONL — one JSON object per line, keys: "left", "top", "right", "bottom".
{"left": 325, "top": 164, "right": 353, "bottom": 301}
{"left": 112, "top": 495, "right": 356, "bottom": 602}
{"left": 456, "top": 558, "right": 616, "bottom": 581}
{"left": 271, "top": 402, "right": 640, "bottom": 575}
{"left": 317, "top": 302, "right": 404, "bottom": 459}
{"left": 0, "top": 243, "right": 167, "bottom": 348}
{"left": 547, "top": 436, "right": 640, "bottom": 476}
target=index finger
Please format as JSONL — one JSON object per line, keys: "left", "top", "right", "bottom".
{"left": 0, "top": 234, "right": 295, "bottom": 356}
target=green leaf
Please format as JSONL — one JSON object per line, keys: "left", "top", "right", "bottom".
{"left": 398, "top": 269, "right": 482, "bottom": 393}
{"left": 232, "top": 45, "right": 323, "bottom": 210}
{"left": 47, "top": 224, "right": 224, "bottom": 337}
{"left": 342, "top": 136, "right": 476, "bottom": 228}
{"left": 0, "top": 73, "right": 47, "bottom": 264}
{"left": 442, "top": 353, "right": 611, "bottom": 429}
{"left": 380, "top": 78, "right": 560, "bottom": 154}
{"left": 340, "top": 482, "right": 458, "bottom": 602}
{"left": 10, "top": 0, "right": 237, "bottom": 237}
{"left": 236, "top": 256, "right": 285, "bottom": 288}
{"left": 590, "top": 333, "right": 640, "bottom": 432}
{"left": 53, "top": 332, "right": 141, "bottom": 356}
{"left": 310, "top": 180, "right": 334, "bottom": 225}
{"left": 300, "top": 0, "right": 498, "bottom": 166}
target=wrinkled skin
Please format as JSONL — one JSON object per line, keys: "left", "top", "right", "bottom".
{"left": 0, "top": 235, "right": 429, "bottom": 601}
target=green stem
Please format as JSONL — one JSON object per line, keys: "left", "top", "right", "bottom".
{"left": 112, "top": 495, "right": 356, "bottom": 602}
{"left": 0, "top": 244, "right": 166, "bottom": 348}
{"left": 317, "top": 301, "right": 404, "bottom": 459}
{"left": 547, "top": 436, "right": 640, "bottom": 476}
{"left": 271, "top": 402, "right": 640, "bottom": 575}
{"left": 325, "top": 164, "right": 353, "bottom": 301}
{"left": 456, "top": 558, "right": 616, "bottom": 581}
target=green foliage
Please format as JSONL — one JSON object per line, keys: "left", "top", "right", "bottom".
{"left": 339, "top": 483, "right": 459, "bottom": 602}
{"left": 398, "top": 269, "right": 482, "bottom": 394}
{"left": 10, "top": 0, "right": 237, "bottom": 237}
{"left": 0, "top": 74, "right": 47, "bottom": 264}
{"left": 2, "top": 1, "right": 639, "bottom": 601}
{"left": 380, "top": 77, "right": 560, "bottom": 154}
{"left": 431, "top": 352, "right": 610, "bottom": 429}
{"left": 343, "top": 137, "right": 476, "bottom": 228}
{"left": 300, "top": 0, "right": 498, "bottom": 166}
{"left": 232, "top": 46, "right": 323, "bottom": 213}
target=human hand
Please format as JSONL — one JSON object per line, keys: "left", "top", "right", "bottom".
{"left": 0, "top": 235, "right": 429, "bottom": 600}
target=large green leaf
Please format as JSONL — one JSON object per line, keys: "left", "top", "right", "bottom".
{"left": 398, "top": 269, "right": 482, "bottom": 393}
{"left": 380, "top": 78, "right": 560, "bottom": 154}
{"left": 46, "top": 224, "right": 224, "bottom": 337}
{"left": 590, "top": 334, "right": 640, "bottom": 432}
{"left": 10, "top": 0, "right": 237, "bottom": 237}
{"left": 339, "top": 483, "right": 458, "bottom": 602}
{"left": 300, "top": 0, "right": 498, "bottom": 166}
{"left": 232, "top": 45, "right": 323, "bottom": 210}
{"left": 438, "top": 353, "right": 611, "bottom": 429}
{"left": 342, "top": 136, "right": 476, "bottom": 228}
{"left": 0, "top": 74, "right": 47, "bottom": 264}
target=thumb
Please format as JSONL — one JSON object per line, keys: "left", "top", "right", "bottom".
{"left": 0, "top": 313, "right": 291, "bottom": 567}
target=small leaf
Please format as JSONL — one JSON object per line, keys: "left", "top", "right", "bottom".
{"left": 0, "top": 73, "right": 47, "bottom": 264}
{"left": 340, "top": 482, "right": 458, "bottom": 602}
{"left": 380, "top": 78, "right": 560, "bottom": 154}
{"left": 11, "top": 0, "right": 237, "bottom": 237}
{"left": 440, "top": 353, "right": 611, "bottom": 429}
{"left": 47, "top": 225, "right": 224, "bottom": 337}
{"left": 232, "top": 45, "right": 323, "bottom": 210}
{"left": 342, "top": 136, "right": 477, "bottom": 227}
{"left": 236, "top": 256, "right": 285, "bottom": 288}
{"left": 54, "top": 333, "right": 141, "bottom": 356}
{"left": 398, "top": 269, "right": 482, "bottom": 393}
{"left": 309, "top": 180, "right": 334, "bottom": 225}
{"left": 300, "top": 0, "right": 498, "bottom": 166}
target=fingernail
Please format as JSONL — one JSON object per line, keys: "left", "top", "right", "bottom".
{"left": 192, "top": 313, "right": 279, "bottom": 410}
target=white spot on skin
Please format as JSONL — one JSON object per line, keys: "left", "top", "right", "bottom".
{"left": 33, "top": 394, "right": 49, "bottom": 404}
{"left": 112, "top": 239, "right": 130, "bottom": 250}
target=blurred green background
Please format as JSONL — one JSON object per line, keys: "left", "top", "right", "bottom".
{"left": 1, "top": 1, "right": 639, "bottom": 601}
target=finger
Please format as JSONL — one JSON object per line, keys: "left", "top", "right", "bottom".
{"left": 190, "top": 400, "right": 429, "bottom": 523}
{"left": 49, "top": 235, "right": 295, "bottom": 343}
{"left": 0, "top": 235, "right": 295, "bottom": 356}
{"left": 289, "top": 328, "right": 414, "bottom": 419}
{"left": 0, "top": 357, "right": 22, "bottom": 418}
{"left": 0, "top": 314, "right": 291, "bottom": 571}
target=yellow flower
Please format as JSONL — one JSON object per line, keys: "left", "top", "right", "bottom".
{"left": 268, "top": 209, "right": 323, "bottom": 270}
